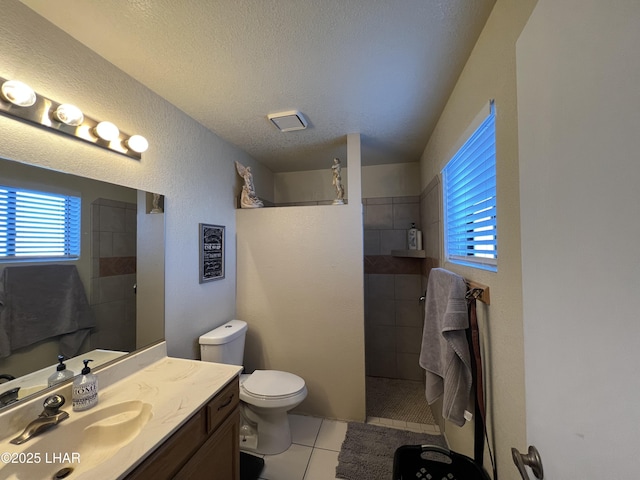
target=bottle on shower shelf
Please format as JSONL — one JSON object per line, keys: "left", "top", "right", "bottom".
{"left": 408, "top": 223, "right": 418, "bottom": 250}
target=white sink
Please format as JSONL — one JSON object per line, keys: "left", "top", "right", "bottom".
{"left": 0, "top": 400, "right": 152, "bottom": 479}
{"left": 82, "top": 400, "right": 153, "bottom": 449}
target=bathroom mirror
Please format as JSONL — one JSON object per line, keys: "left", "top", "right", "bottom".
{"left": 0, "top": 156, "right": 165, "bottom": 410}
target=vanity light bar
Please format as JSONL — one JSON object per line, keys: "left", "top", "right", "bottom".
{"left": 0, "top": 76, "right": 148, "bottom": 159}
{"left": 1, "top": 80, "right": 36, "bottom": 107}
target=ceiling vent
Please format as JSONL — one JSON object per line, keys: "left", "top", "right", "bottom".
{"left": 267, "top": 110, "right": 308, "bottom": 132}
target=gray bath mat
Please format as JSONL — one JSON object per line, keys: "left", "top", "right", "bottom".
{"left": 336, "top": 422, "right": 447, "bottom": 480}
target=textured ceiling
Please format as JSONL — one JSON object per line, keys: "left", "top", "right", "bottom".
{"left": 20, "top": 0, "right": 495, "bottom": 172}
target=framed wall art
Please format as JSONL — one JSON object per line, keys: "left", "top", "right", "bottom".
{"left": 199, "top": 223, "right": 225, "bottom": 282}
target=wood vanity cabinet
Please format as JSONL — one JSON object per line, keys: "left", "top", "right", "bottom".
{"left": 125, "top": 377, "right": 240, "bottom": 480}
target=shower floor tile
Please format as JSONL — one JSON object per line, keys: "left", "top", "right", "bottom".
{"left": 366, "top": 375, "right": 437, "bottom": 425}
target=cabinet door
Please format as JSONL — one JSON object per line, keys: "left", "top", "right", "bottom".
{"left": 174, "top": 407, "right": 240, "bottom": 480}
{"left": 125, "top": 409, "right": 206, "bottom": 480}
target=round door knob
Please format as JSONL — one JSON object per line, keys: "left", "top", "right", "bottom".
{"left": 512, "top": 445, "right": 544, "bottom": 479}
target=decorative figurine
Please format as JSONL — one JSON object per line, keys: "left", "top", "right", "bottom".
{"left": 235, "top": 161, "right": 264, "bottom": 208}
{"left": 150, "top": 193, "right": 163, "bottom": 213}
{"left": 331, "top": 158, "right": 345, "bottom": 205}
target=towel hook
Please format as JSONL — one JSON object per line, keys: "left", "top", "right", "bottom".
{"left": 465, "top": 288, "right": 484, "bottom": 301}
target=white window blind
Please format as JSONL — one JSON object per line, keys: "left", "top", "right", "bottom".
{"left": 442, "top": 103, "right": 497, "bottom": 270}
{"left": 0, "top": 185, "right": 81, "bottom": 260}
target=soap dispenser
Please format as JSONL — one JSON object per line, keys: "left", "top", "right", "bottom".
{"left": 72, "top": 359, "right": 98, "bottom": 411}
{"left": 47, "top": 355, "right": 74, "bottom": 387}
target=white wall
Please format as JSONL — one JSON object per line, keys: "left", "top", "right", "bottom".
{"left": 136, "top": 190, "right": 165, "bottom": 348}
{"left": 274, "top": 162, "right": 419, "bottom": 204}
{"left": 419, "top": 0, "right": 537, "bottom": 475}
{"left": 362, "top": 163, "right": 421, "bottom": 198}
{"left": 236, "top": 134, "right": 365, "bottom": 421}
{"left": 274, "top": 168, "right": 346, "bottom": 204}
{"left": 518, "top": 1, "right": 640, "bottom": 477}
{"left": 1, "top": 1, "right": 273, "bottom": 360}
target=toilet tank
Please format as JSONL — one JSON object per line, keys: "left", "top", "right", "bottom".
{"left": 199, "top": 319, "right": 247, "bottom": 366}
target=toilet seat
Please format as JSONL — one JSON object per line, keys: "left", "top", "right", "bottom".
{"left": 239, "top": 370, "right": 308, "bottom": 455}
{"left": 241, "top": 370, "right": 306, "bottom": 399}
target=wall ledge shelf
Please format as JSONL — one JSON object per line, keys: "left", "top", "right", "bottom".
{"left": 391, "top": 249, "right": 426, "bottom": 258}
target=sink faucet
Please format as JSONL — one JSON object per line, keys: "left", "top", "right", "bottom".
{"left": 0, "top": 387, "right": 20, "bottom": 407}
{"left": 10, "top": 394, "right": 69, "bottom": 445}
{"left": 0, "top": 374, "right": 19, "bottom": 407}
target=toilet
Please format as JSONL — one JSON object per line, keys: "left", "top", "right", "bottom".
{"left": 199, "top": 319, "right": 307, "bottom": 455}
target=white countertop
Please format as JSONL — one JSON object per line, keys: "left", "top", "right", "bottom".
{"left": 0, "top": 342, "right": 242, "bottom": 479}
{"left": 0, "top": 349, "right": 127, "bottom": 400}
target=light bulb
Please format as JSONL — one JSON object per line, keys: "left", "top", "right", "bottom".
{"left": 53, "top": 104, "right": 84, "bottom": 126}
{"left": 1, "top": 80, "right": 36, "bottom": 107}
{"left": 125, "top": 135, "right": 149, "bottom": 153}
{"left": 93, "top": 121, "right": 120, "bottom": 141}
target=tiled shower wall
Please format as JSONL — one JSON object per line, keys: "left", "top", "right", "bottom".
{"left": 363, "top": 196, "right": 424, "bottom": 381}
{"left": 363, "top": 178, "right": 441, "bottom": 382}
{"left": 420, "top": 176, "right": 440, "bottom": 268}
{"left": 90, "top": 198, "right": 137, "bottom": 352}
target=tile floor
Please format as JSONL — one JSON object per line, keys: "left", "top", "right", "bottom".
{"left": 244, "top": 414, "right": 441, "bottom": 480}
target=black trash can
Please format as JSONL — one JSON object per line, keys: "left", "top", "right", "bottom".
{"left": 240, "top": 452, "right": 264, "bottom": 480}
{"left": 393, "top": 444, "right": 491, "bottom": 480}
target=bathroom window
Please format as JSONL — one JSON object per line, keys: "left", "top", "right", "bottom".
{"left": 0, "top": 185, "right": 81, "bottom": 260}
{"left": 442, "top": 102, "right": 497, "bottom": 271}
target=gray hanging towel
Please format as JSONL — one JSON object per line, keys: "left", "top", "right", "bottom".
{"left": 419, "top": 268, "right": 472, "bottom": 427}
{"left": 0, "top": 264, "right": 95, "bottom": 358}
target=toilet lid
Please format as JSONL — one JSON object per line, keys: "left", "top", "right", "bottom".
{"left": 242, "top": 370, "right": 305, "bottom": 397}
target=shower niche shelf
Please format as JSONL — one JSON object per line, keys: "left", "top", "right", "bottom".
{"left": 391, "top": 250, "right": 426, "bottom": 258}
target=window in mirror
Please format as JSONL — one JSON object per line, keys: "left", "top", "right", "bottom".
{"left": 0, "top": 185, "right": 81, "bottom": 260}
